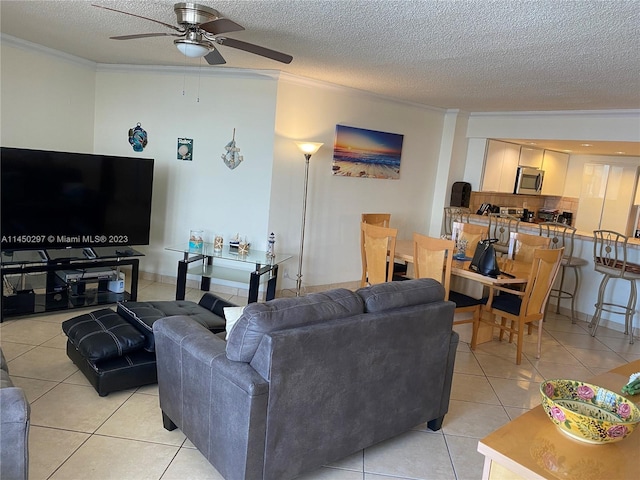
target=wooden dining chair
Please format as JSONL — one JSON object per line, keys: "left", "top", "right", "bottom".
{"left": 504, "top": 231, "right": 551, "bottom": 275}
{"left": 451, "top": 221, "right": 488, "bottom": 258}
{"left": 361, "top": 213, "right": 391, "bottom": 227}
{"left": 361, "top": 213, "right": 408, "bottom": 277}
{"left": 472, "top": 248, "right": 564, "bottom": 364}
{"left": 360, "top": 222, "right": 398, "bottom": 287}
{"left": 413, "top": 233, "right": 484, "bottom": 332}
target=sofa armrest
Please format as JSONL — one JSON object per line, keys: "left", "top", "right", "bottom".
{"left": 428, "top": 330, "right": 459, "bottom": 430}
{"left": 0, "top": 386, "right": 30, "bottom": 480}
{"left": 153, "top": 316, "right": 269, "bottom": 480}
{"left": 198, "top": 293, "right": 238, "bottom": 318}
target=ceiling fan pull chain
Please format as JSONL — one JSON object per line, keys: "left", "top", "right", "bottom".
{"left": 197, "top": 58, "right": 202, "bottom": 103}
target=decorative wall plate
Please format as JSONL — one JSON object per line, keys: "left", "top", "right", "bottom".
{"left": 128, "top": 123, "right": 148, "bottom": 152}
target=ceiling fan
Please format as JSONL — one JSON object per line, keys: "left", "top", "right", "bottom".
{"left": 92, "top": 2, "right": 293, "bottom": 65}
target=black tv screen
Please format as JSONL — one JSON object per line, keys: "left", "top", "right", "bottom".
{"left": 1, "top": 147, "right": 154, "bottom": 250}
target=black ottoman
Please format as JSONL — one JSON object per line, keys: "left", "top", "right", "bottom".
{"left": 62, "top": 308, "right": 157, "bottom": 397}
{"left": 62, "top": 293, "right": 236, "bottom": 396}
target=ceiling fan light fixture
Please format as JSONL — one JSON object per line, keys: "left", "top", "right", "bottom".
{"left": 174, "top": 39, "right": 211, "bottom": 57}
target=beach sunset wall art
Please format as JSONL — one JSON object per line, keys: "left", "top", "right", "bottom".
{"left": 332, "top": 125, "right": 404, "bottom": 179}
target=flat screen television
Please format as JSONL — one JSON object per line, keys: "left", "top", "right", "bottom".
{"left": 1, "top": 147, "right": 154, "bottom": 251}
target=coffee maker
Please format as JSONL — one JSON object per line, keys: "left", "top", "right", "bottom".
{"left": 522, "top": 209, "right": 535, "bottom": 223}
{"left": 559, "top": 212, "right": 573, "bottom": 226}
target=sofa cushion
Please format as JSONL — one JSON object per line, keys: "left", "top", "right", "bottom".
{"left": 223, "top": 306, "right": 245, "bottom": 336}
{"left": 117, "top": 300, "right": 226, "bottom": 351}
{"left": 226, "top": 288, "right": 364, "bottom": 362}
{"left": 357, "top": 278, "right": 446, "bottom": 313}
{"left": 62, "top": 309, "right": 146, "bottom": 363}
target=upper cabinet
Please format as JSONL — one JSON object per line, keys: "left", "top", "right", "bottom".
{"left": 481, "top": 140, "right": 520, "bottom": 193}
{"left": 541, "top": 150, "right": 569, "bottom": 196}
{"left": 575, "top": 163, "right": 639, "bottom": 235}
{"left": 518, "top": 147, "right": 544, "bottom": 168}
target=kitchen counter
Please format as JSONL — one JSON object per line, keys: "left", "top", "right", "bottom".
{"left": 469, "top": 214, "right": 640, "bottom": 248}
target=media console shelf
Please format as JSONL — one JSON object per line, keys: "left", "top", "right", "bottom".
{"left": 1, "top": 246, "right": 143, "bottom": 319}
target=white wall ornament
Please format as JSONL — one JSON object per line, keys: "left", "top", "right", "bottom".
{"left": 222, "top": 128, "right": 243, "bottom": 170}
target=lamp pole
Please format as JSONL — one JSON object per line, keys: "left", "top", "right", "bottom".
{"left": 294, "top": 142, "right": 323, "bottom": 296}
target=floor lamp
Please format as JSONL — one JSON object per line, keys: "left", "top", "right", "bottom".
{"left": 295, "top": 141, "right": 323, "bottom": 296}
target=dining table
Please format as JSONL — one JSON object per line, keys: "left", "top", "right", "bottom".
{"left": 394, "top": 239, "right": 529, "bottom": 344}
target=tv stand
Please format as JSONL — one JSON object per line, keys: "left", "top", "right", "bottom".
{"left": 1, "top": 246, "right": 144, "bottom": 319}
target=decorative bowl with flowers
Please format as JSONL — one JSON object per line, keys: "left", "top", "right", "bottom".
{"left": 540, "top": 379, "right": 640, "bottom": 444}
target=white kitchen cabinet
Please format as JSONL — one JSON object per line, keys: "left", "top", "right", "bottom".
{"left": 575, "top": 163, "right": 639, "bottom": 235}
{"left": 481, "top": 140, "right": 520, "bottom": 193}
{"left": 541, "top": 150, "right": 569, "bottom": 196}
{"left": 518, "top": 147, "right": 544, "bottom": 168}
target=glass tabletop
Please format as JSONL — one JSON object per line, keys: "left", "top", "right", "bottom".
{"left": 165, "top": 243, "right": 292, "bottom": 265}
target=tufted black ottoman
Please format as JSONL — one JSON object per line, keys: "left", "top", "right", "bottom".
{"left": 62, "top": 293, "right": 236, "bottom": 396}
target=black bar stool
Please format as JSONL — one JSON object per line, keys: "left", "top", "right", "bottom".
{"left": 589, "top": 230, "right": 640, "bottom": 344}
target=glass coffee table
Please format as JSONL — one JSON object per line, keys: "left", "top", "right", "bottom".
{"left": 165, "top": 243, "right": 292, "bottom": 303}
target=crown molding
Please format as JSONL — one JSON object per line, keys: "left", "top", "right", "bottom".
{"left": 277, "top": 71, "right": 446, "bottom": 113}
{"left": 95, "top": 62, "right": 281, "bottom": 81}
{"left": 1, "top": 34, "right": 97, "bottom": 69}
{"left": 469, "top": 109, "right": 640, "bottom": 118}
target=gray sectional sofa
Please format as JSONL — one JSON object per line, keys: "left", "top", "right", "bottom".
{"left": 154, "top": 278, "right": 458, "bottom": 480}
{"left": 0, "top": 347, "right": 30, "bottom": 480}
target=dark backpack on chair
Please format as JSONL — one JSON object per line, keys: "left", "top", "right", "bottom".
{"left": 469, "top": 238, "right": 501, "bottom": 277}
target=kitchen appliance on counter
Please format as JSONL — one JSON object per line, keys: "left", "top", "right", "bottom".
{"left": 514, "top": 166, "right": 544, "bottom": 195}
{"left": 522, "top": 209, "right": 535, "bottom": 222}
{"left": 499, "top": 207, "right": 524, "bottom": 217}
{"left": 450, "top": 181, "right": 471, "bottom": 208}
{"left": 538, "top": 209, "right": 558, "bottom": 223}
{"left": 477, "top": 203, "right": 500, "bottom": 215}
{"left": 557, "top": 212, "right": 573, "bottom": 226}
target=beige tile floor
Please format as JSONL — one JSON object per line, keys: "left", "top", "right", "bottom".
{"left": 1, "top": 279, "right": 639, "bottom": 480}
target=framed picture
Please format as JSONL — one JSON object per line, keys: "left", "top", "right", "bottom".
{"left": 177, "top": 138, "right": 193, "bottom": 161}
{"left": 332, "top": 125, "right": 404, "bottom": 179}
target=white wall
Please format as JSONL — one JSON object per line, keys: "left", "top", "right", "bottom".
{"left": 92, "top": 66, "right": 279, "bottom": 276}
{"left": 0, "top": 37, "right": 96, "bottom": 152}
{"left": 1, "top": 38, "right": 448, "bottom": 290}
{"left": 270, "top": 75, "right": 446, "bottom": 289}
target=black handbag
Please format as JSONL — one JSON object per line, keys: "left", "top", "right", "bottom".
{"left": 469, "top": 238, "right": 501, "bottom": 277}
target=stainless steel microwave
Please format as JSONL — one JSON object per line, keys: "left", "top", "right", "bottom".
{"left": 514, "top": 167, "right": 544, "bottom": 195}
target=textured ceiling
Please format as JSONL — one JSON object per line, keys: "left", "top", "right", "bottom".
{"left": 2, "top": 0, "right": 639, "bottom": 112}
{"left": 1, "top": 1, "right": 639, "bottom": 154}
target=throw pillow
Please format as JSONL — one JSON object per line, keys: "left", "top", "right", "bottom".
{"left": 223, "top": 306, "right": 245, "bottom": 336}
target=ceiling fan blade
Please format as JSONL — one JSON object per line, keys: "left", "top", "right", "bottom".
{"left": 204, "top": 49, "right": 226, "bottom": 65}
{"left": 215, "top": 37, "right": 293, "bottom": 64}
{"left": 92, "top": 4, "right": 182, "bottom": 33}
{"left": 200, "top": 18, "right": 245, "bottom": 35}
{"left": 110, "top": 33, "right": 183, "bottom": 40}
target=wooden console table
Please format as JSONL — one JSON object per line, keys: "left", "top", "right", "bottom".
{"left": 478, "top": 359, "right": 640, "bottom": 480}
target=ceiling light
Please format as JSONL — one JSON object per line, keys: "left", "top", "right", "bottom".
{"left": 615, "top": 151, "right": 626, "bottom": 155}
{"left": 174, "top": 39, "right": 211, "bottom": 58}
{"left": 581, "top": 143, "right": 593, "bottom": 147}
